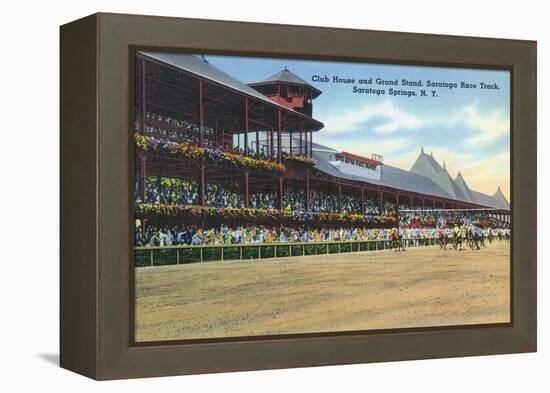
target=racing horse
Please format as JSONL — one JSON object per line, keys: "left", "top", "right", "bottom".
{"left": 465, "top": 226, "right": 481, "bottom": 250}
{"left": 452, "top": 227, "right": 463, "bottom": 251}
{"left": 438, "top": 228, "right": 449, "bottom": 250}
{"left": 487, "top": 229, "right": 494, "bottom": 244}
{"left": 476, "top": 227, "right": 486, "bottom": 248}
{"left": 389, "top": 228, "right": 405, "bottom": 252}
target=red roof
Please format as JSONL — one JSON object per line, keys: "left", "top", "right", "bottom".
{"left": 338, "top": 151, "right": 382, "bottom": 167}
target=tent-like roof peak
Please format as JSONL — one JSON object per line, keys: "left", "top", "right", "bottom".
{"left": 250, "top": 68, "right": 322, "bottom": 98}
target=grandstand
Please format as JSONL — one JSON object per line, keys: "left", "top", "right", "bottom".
{"left": 133, "top": 50, "right": 510, "bottom": 249}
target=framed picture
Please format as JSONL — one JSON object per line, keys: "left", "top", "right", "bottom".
{"left": 60, "top": 13, "right": 536, "bottom": 380}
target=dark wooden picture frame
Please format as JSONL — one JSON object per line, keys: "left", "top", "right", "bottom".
{"left": 60, "top": 12, "right": 536, "bottom": 380}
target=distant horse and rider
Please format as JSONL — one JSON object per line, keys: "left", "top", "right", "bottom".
{"left": 389, "top": 227, "right": 406, "bottom": 252}
{"left": 465, "top": 226, "right": 480, "bottom": 250}
{"left": 438, "top": 227, "right": 450, "bottom": 250}
{"left": 451, "top": 224, "right": 463, "bottom": 251}
{"left": 393, "top": 208, "right": 509, "bottom": 254}
{"left": 441, "top": 223, "right": 485, "bottom": 251}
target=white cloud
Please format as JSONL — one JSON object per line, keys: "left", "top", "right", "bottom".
{"left": 320, "top": 99, "right": 510, "bottom": 147}
{"left": 322, "top": 100, "right": 424, "bottom": 134}
{"left": 344, "top": 137, "right": 413, "bottom": 158}
{"left": 314, "top": 133, "right": 414, "bottom": 160}
{"left": 455, "top": 103, "right": 510, "bottom": 146}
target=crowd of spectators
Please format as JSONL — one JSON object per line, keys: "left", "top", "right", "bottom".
{"left": 134, "top": 222, "right": 440, "bottom": 247}
{"left": 340, "top": 194, "right": 361, "bottom": 214}
{"left": 383, "top": 202, "right": 397, "bottom": 215}
{"left": 283, "top": 191, "right": 306, "bottom": 211}
{"left": 139, "top": 177, "right": 198, "bottom": 205}
{"left": 250, "top": 191, "right": 279, "bottom": 209}
{"left": 310, "top": 191, "right": 338, "bottom": 212}
{"left": 139, "top": 112, "right": 216, "bottom": 145}
{"left": 138, "top": 177, "right": 247, "bottom": 208}
{"left": 136, "top": 177, "right": 402, "bottom": 217}
{"left": 205, "top": 183, "right": 244, "bottom": 208}
{"left": 135, "top": 218, "right": 510, "bottom": 247}
{"left": 398, "top": 209, "right": 510, "bottom": 230}
{"left": 364, "top": 199, "right": 380, "bottom": 215}
{"left": 135, "top": 177, "right": 509, "bottom": 234}
{"left": 399, "top": 210, "right": 437, "bottom": 229}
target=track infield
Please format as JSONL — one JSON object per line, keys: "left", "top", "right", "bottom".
{"left": 135, "top": 240, "right": 510, "bottom": 342}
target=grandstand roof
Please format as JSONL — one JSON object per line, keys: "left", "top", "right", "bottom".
{"left": 454, "top": 172, "right": 475, "bottom": 203}
{"left": 312, "top": 145, "right": 510, "bottom": 210}
{"left": 313, "top": 151, "right": 452, "bottom": 199}
{"left": 492, "top": 187, "right": 511, "bottom": 209}
{"left": 139, "top": 51, "right": 323, "bottom": 129}
{"left": 410, "top": 151, "right": 467, "bottom": 200}
{"left": 410, "top": 149, "right": 442, "bottom": 178}
{"left": 249, "top": 68, "right": 322, "bottom": 98}
{"left": 434, "top": 168, "right": 468, "bottom": 201}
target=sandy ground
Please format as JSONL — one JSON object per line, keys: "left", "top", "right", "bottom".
{"left": 135, "top": 240, "right": 510, "bottom": 342}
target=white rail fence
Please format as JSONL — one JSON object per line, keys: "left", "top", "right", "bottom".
{"left": 134, "top": 237, "right": 445, "bottom": 267}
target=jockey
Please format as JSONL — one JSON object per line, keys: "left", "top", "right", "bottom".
{"left": 453, "top": 224, "right": 461, "bottom": 238}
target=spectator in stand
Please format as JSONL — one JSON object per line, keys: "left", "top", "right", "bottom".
{"left": 310, "top": 191, "right": 338, "bottom": 212}
{"left": 250, "top": 191, "right": 279, "bottom": 209}
{"left": 364, "top": 199, "right": 380, "bottom": 215}
{"left": 142, "top": 177, "right": 199, "bottom": 205}
{"left": 383, "top": 202, "right": 397, "bottom": 215}
{"left": 283, "top": 191, "right": 306, "bottom": 211}
{"left": 205, "top": 183, "right": 244, "bottom": 208}
{"left": 341, "top": 194, "right": 361, "bottom": 214}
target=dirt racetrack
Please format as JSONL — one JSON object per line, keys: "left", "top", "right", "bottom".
{"left": 135, "top": 240, "right": 510, "bottom": 342}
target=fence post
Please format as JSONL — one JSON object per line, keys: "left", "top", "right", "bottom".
{"left": 150, "top": 249, "right": 154, "bottom": 267}
{"left": 200, "top": 248, "right": 203, "bottom": 262}
{"left": 275, "top": 245, "right": 277, "bottom": 258}
{"left": 240, "top": 246, "right": 243, "bottom": 260}
{"left": 221, "top": 247, "right": 224, "bottom": 261}
{"left": 176, "top": 248, "right": 180, "bottom": 265}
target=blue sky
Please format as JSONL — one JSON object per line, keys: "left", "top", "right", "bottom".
{"left": 206, "top": 54, "right": 510, "bottom": 200}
